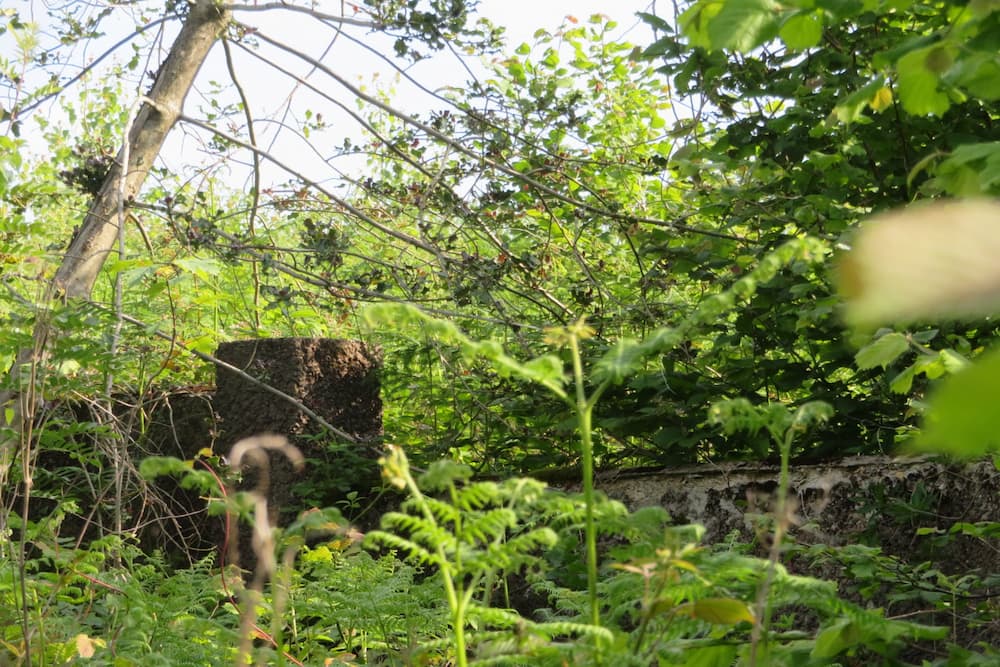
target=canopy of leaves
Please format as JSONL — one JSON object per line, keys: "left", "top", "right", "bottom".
{"left": 2, "top": 0, "right": 999, "bottom": 473}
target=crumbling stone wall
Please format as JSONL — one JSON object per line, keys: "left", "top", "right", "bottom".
{"left": 576, "top": 455, "right": 1000, "bottom": 573}
{"left": 133, "top": 338, "right": 381, "bottom": 567}
{"left": 212, "top": 338, "right": 383, "bottom": 520}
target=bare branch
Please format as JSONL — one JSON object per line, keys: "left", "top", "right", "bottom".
{"left": 248, "top": 30, "right": 744, "bottom": 242}
{"left": 1, "top": 0, "right": 231, "bottom": 471}
{"left": 221, "top": 3, "right": 380, "bottom": 29}
{"left": 15, "top": 15, "right": 175, "bottom": 119}
{"left": 178, "top": 113, "right": 443, "bottom": 256}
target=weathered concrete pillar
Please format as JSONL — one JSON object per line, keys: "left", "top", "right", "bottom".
{"left": 213, "top": 338, "right": 382, "bottom": 533}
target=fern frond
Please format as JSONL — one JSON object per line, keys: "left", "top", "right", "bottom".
{"left": 423, "top": 496, "right": 462, "bottom": 524}
{"left": 459, "top": 508, "right": 517, "bottom": 544}
{"left": 379, "top": 511, "right": 458, "bottom": 554}
{"left": 419, "top": 458, "right": 474, "bottom": 491}
{"left": 382, "top": 511, "right": 440, "bottom": 541}
{"left": 532, "top": 620, "right": 613, "bottom": 642}
{"left": 504, "top": 527, "right": 558, "bottom": 555}
{"left": 364, "top": 530, "right": 443, "bottom": 568}
{"left": 477, "top": 528, "right": 557, "bottom": 572}
{"left": 467, "top": 604, "right": 524, "bottom": 627}
{"left": 498, "top": 477, "right": 548, "bottom": 507}
{"left": 455, "top": 481, "right": 502, "bottom": 511}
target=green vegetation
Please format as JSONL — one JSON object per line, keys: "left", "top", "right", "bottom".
{"left": 1, "top": 0, "right": 999, "bottom": 664}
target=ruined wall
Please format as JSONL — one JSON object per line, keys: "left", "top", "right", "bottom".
{"left": 133, "top": 341, "right": 998, "bottom": 586}
{"left": 212, "top": 338, "right": 383, "bottom": 519}
{"left": 572, "top": 456, "right": 1000, "bottom": 574}
{"left": 133, "top": 338, "right": 381, "bottom": 566}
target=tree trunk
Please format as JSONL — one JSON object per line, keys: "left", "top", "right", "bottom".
{"left": 0, "top": 0, "right": 229, "bottom": 466}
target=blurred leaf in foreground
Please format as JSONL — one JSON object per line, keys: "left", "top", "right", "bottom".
{"left": 839, "top": 198, "right": 1000, "bottom": 459}
{"left": 838, "top": 199, "right": 1000, "bottom": 328}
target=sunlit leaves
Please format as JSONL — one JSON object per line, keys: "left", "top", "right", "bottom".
{"left": 912, "top": 345, "right": 1000, "bottom": 458}
{"left": 854, "top": 332, "right": 909, "bottom": 370}
{"left": 139, "top": 455, "right": 193, "bottom": 479}
{"left": 896, "top": 46, "right": 953, "bottom": 116}
{"left": 708, "top": 398, "right": 832, "bottom": 444}
{"left": 931, "top": 142, "right": 1000, "bottom": 196}
{"left": 831, "top": 78, "right": 886, "bottom": 124}
{"left": 681, "top": 0, "right": 781, "bottom": 53}
{"left": 674, "top": 597, "right": 756, "bottom": 625}
{"left": 811, "top": 613, "right": 947, "bottom": 659}
{"left": 812, "top": 618, "right": 863, "bottom": 658}
{"left": 779, "top": 10, "right": 824, "bottom": 50}
{"left": 869, "top": 85, "right": 893, "bottom": 112}
{"left": 363, "top": 303, "right": 568, "bottom": 398}
{"left": 889, "top": 347, "right": 968, "bottom": 394}
{"left": 949, "top": 52, "right": 1000, "bottom": 100}
{"left": 594, "top": 237, "right": 828, "bottom": 385}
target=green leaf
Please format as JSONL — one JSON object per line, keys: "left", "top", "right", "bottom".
{"left": 642, "top": 35, "right": 676, "bottom": 58}
{"left": 943, "top": 142, "right": 1000, "bottom": 168}
{"left": 139, "top": 455, "right": 192, "bottom": 479}
{"left": 855, "top": 332, "right": 909, "bottom": 369}
{"left": 832, "top": 77, "right": 886, "bottom": 124}
{"left": 939, "top": 348, "right": 970, "bottom": 372}
{"left": 891, "top": 354, "right": 951, "bottom": 393}
{"left": 419, "top": 459, "right": 473, "bottom": 491}
{"left": 520, "top": 354, "right": 566, "bottom": 386}
{"left": 779, "top": 11, "right": 823, "bottom": 50}
{"left": 638, "top": 11, "right": 674, "bottom": 32}
{"left": 173, "top": 257, "right": 221, "bottom": 280}
{"left": 950, "top": 52, "right": 1000, "bottom": 100}
{"left": 813, "top": 619, "right": 861, "bottom": 658}
{"left": 913, "top": 345, "right": 1000, "bottom": 458}
{"left": 707, "top": 0, "right": 782, "bottom": 52}
{"left": 791, "top": 401, "right": 834, "bottom": 430}
{"left": 890, "top": 364, "right": 917, "bottom": 393}
{"left": 814, "top": 0, "right": 864, "bottom": 19}
{"left": 676, "top": 597, "right": 756, "bottom": 625}
{"left": 595, "top": 338, "right": 644, "bottom": 384}
{"left": 896, "top": 46, "right": 952, "bottom": 116}
{"left": 679, "top": 1, "right": 723, "bottom": 50}
{"left": 679, "top": 646, "right": 739, "bottom": 667}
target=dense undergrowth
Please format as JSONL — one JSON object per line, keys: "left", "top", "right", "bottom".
{"left": 3, "top": 0, "right": 1000, "bottom": 663}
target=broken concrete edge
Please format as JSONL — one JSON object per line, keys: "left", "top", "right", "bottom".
{"left": 558, "top": 455, "right": 999, "bottom": 572}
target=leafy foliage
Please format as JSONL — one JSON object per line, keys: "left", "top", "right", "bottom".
{"left": 1, "top": 0, "right": 999, "bottom": 663}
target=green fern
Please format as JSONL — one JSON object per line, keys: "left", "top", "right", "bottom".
{"left": 365, "top": 445, "right": 568, "bottom": 667}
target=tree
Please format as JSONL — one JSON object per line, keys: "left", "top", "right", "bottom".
{"left": 3, "top": 1, "right": 1000, "bottom": 662}
{"left": 6, "top": 3, "right": 750, "bottom": 476}
{"left": 629, "top": 0, "right": 1000, "bottom": 461}
{"left": 0, "top": 1, "right": 229, "bottom": 560}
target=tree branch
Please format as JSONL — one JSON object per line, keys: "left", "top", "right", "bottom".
{"left": 248, "top": 29, "right": 744, "bottom": 242}
{"left": 221, "top": 3, "right": 380, "bottom": 29}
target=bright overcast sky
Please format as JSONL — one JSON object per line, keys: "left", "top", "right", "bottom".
{"left": 477, "top": 0, "right": 659, "bottom": 45}
{"left": 8, "top": 0, "right": 669, "bottom": 187}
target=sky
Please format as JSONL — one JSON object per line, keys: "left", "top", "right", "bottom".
{"left": 477, "top": 0, "right": 658, "bottom": 45}
{"left": 4, "top": 0, "right": 666, "bottom": 189}
{"left": 211, "top": 0, "right": 663, "bottom": 187}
